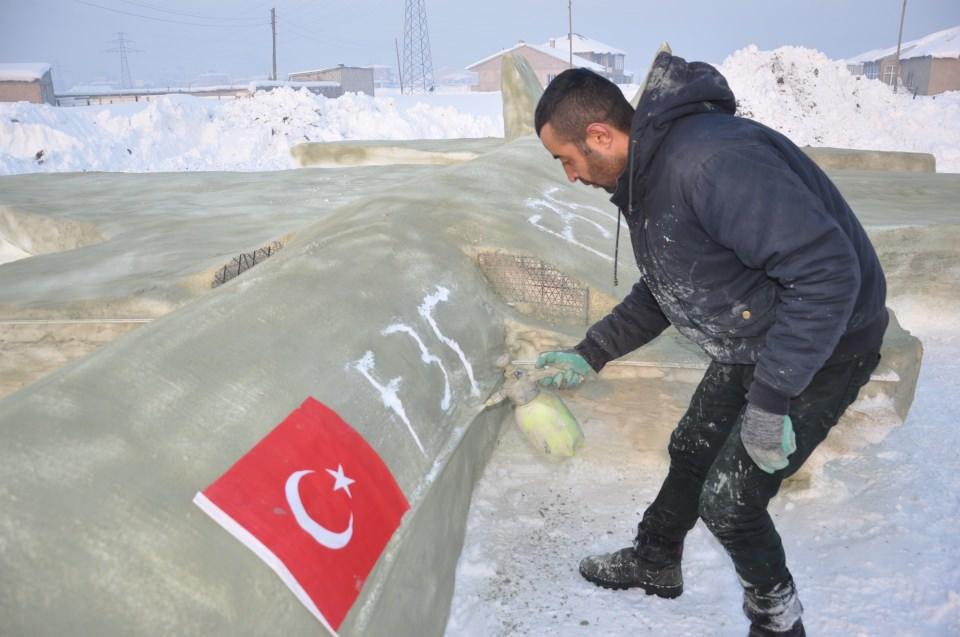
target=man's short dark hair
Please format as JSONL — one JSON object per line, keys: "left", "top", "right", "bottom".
{"left": 534, "top": 68, "right": 634, "bottom": 141}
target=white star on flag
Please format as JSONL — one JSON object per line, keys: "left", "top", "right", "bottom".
{"left": 326, "top": 464, "right": 355, "bottom": 498}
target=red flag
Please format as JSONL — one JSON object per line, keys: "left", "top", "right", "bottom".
{"left": 194, "top": 397, "right": 409, "bottom": 634}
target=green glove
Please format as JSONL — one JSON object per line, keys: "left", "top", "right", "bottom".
{"left": 535, "top": 351, "right": 591, "bottom": 390}
{"left": 739, "top": 404, "right": 797, "bottom": 474}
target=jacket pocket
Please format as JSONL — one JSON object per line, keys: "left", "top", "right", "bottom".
{"left": 690, "top": 283, "right": 778, "bottom": 339}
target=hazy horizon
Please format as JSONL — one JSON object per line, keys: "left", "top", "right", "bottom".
{"left": 1, "top": 0, "right": 958, "bottom": 90}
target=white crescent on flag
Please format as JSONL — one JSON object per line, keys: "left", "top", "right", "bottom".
{"left": 285, "top": 470, "right": 354, "bottom": 550}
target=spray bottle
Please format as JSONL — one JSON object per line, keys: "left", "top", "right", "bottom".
{"left": 485, "top": 354, "right": 585, "bottom": 457}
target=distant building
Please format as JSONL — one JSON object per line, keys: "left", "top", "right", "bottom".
{"left": 466, "top": 34, "right": 631, "bottom": 92}
{"left": 364, "top": 65, "right": 397, "bottom": 89}
{"left": 55, "top": 81, "right": 342, "bottom": 107}
{"left": 0, "top": 63, "right": 55, "bottom": 105}
{"left": 846, "top": 25, "right": 960, "bottom": 96}
{"left": 544, "top": 33, "right": 631, "bottom": 84}
{"left": 192, "top": 72, "right": 232, "bottom": 88}
{"left": 466, "top": 40, "right": 607, "bottom": 92}
{"left": 436, "top": 69, "right": 477, "bottom": 87}
{"left": 288, "top": 65, "right": 375, "bottom": 96}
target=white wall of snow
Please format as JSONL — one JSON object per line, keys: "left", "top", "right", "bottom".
{"left": 1, "top": 46, "right": 958, "bottom": 175}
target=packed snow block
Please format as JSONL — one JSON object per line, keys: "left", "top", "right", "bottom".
{"left": 0, "top": 166, "right": 442, "bottom": 318}
{"left": 832, "top": 170, "right": 960, "bottom": 307}
{"left": 0, "top": 193, "right": 507, "bottom": 635}
{"left": 0, "top": 133, "right": 951, "bottom": 635}
{"left": 500, "top": 53, "right": 543, "bottom": 140}
{"left": 583, "top": 309, "right": 921, "bottom": 421}
{"left": 0, "top": 137, "right": 651, "bottom": 636}
{"left": 804, "top": 146, "right": 936, "bottom": 173}
{"left": 290, "top": 143, "right": 477, "bottom": 167}
{"left": 0, "top": 205, "right": 104, "bottom": 265}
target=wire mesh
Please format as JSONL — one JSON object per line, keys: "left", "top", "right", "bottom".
{"left": 211, "top": 240, "right": 284, "bottom": 288}
{"left": 477, "top": 252, "right": 590, "bottom": 325}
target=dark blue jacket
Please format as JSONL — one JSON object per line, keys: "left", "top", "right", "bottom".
{"left": 575, "top": 53, "right": 888, "bottom": 415}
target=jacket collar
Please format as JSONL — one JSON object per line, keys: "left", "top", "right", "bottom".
{"left": 609, "top": 52, "right": 737, "bottom": 215}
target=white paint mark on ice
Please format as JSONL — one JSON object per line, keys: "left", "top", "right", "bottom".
{"left": 527, "top": 214, "right": 614, "bottom": 262}
{"left": 352, "top": 351, "right": 427, "bottom": 457}
{"left": 544, "top": 186, "right": 618, "bottom": 225}
{"left": 382, "top": 323, "right": 453, "bottom": 411}
{"left": 418, "top": 286, "right": 480, "bottom": 397}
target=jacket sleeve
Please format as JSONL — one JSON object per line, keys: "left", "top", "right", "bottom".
{"left": 574, "top": 278, "right": 670, "bottom": 372}
{"left": 691, "top": 145, "right": 861, "bottom": 414}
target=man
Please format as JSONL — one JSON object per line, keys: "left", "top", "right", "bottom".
{"left": 533, "top": 53, "right": 887, "bottom": 637}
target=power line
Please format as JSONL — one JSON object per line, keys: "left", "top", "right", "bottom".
{"left": 104, "top": 31, "right": 142, "bottom": 88}
{"left": 276, "top": 18, "right": 369, "bottom": 50}
{"left": 113, "top": 0, "right": 265, "bottom": 23}
{"left": 73, "top": 0, "right": 269, "bottom": 28}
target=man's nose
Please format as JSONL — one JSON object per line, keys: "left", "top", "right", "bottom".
{"left": 563, "top": 164, "right": 577, "bottom": 182}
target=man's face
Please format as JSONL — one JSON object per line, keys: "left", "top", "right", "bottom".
{"left": 539, "top": 122, "right": 627, "bottom": 193}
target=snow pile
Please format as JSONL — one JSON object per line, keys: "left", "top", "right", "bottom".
{"left": 2, "top": 45, "right": 958, "bottom": 175}
{"left": 0, "top": 88, "right": 502, "bottom": 174}
{"left": 719, "top": 45, "right": 960, "bottom": 171}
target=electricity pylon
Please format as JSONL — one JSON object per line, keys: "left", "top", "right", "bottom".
{"left": 105, "top": 32, "right": 142, "bottom": 89}
{"left": 402, "top": 0, "right": 434, "bottom": 94}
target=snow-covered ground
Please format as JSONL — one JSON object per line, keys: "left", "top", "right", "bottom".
{"left": 0, "top": 89, "right": 502, "bottom": 173}
{"left": 447, "top": 301, "right": 960, "bottom": 636}
{"left": 1, "top": 46, "right": 959, "bottom": 175}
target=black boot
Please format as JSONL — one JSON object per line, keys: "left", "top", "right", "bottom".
{"left": 578, "top": 532, "right": 683, "bottom": 598}
{"left": 744, "top": 577, "right": 805, "bottom": 636}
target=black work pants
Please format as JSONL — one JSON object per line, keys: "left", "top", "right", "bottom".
{"left": 639, "top": 350, "right": 881, "bottom": 589}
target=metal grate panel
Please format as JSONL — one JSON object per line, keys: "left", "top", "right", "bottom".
{"left": 477, "top": 252, "right": 589, "bottom": 325}
{"left": 212, "top": 240, "right": 284, "bottom": 288}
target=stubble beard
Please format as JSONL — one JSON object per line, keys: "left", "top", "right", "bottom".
{"left": 578, "top": 143, "right": 623, "bottom": 193}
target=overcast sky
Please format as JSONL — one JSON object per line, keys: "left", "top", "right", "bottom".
{"left": 1, "top": 0, "right": 958, "bottom": 89}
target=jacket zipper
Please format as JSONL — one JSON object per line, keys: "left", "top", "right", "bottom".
{"left": 613, "top": 138, "right": 638, "bottom": 287}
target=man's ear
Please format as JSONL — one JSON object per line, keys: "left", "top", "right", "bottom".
{"left": 584, "top": 122, "right": 615, "bottom": 150}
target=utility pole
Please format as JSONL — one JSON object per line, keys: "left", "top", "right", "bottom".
{"left": 395, "top": 38, "right": 404, "bottom": 93}
{"left": 568, "top": 1, "right": 573, "bottom": 68}
{"left": 271, "top": 8, "right": 278, "bottom": 81}
{"left": 105, "top": 32, "right": 141, "bottom": 89}
{"left": 893, "top": 0, "right": 907, "bottom": 93}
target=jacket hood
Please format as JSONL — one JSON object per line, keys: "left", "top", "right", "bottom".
{"left": 611, "top": 52, "right": 737, "bottom": 211}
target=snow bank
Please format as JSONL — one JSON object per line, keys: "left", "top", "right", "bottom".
{"left": 1, "top": 45, "right": 958, "bottom": 175}
{"left": 719, "top": 45, "right": 960, "bottom": 172}
{"left": 0, "top": 88, "right": 502, "bottom": 174}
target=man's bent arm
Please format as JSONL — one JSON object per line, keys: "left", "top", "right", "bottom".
{"left": 575, "top": 278, "right": 670, "bottom": 372}
{"left": 692, "top": 146, "right": 861, "bottom": 413}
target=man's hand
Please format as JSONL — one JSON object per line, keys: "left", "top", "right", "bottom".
{"left": 535, "top": 351, "right": 591, "bottom": 390}
{"left": 739, "top": 404, "right": 797, "bottom": 474}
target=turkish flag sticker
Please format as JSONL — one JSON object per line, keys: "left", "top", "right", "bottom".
{"left": 194, "top": 397, "right": 410, "bottom": 634}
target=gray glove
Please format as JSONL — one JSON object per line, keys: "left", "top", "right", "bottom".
{"left": 739, "top": 404, "right": 797, "bottom": 474}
